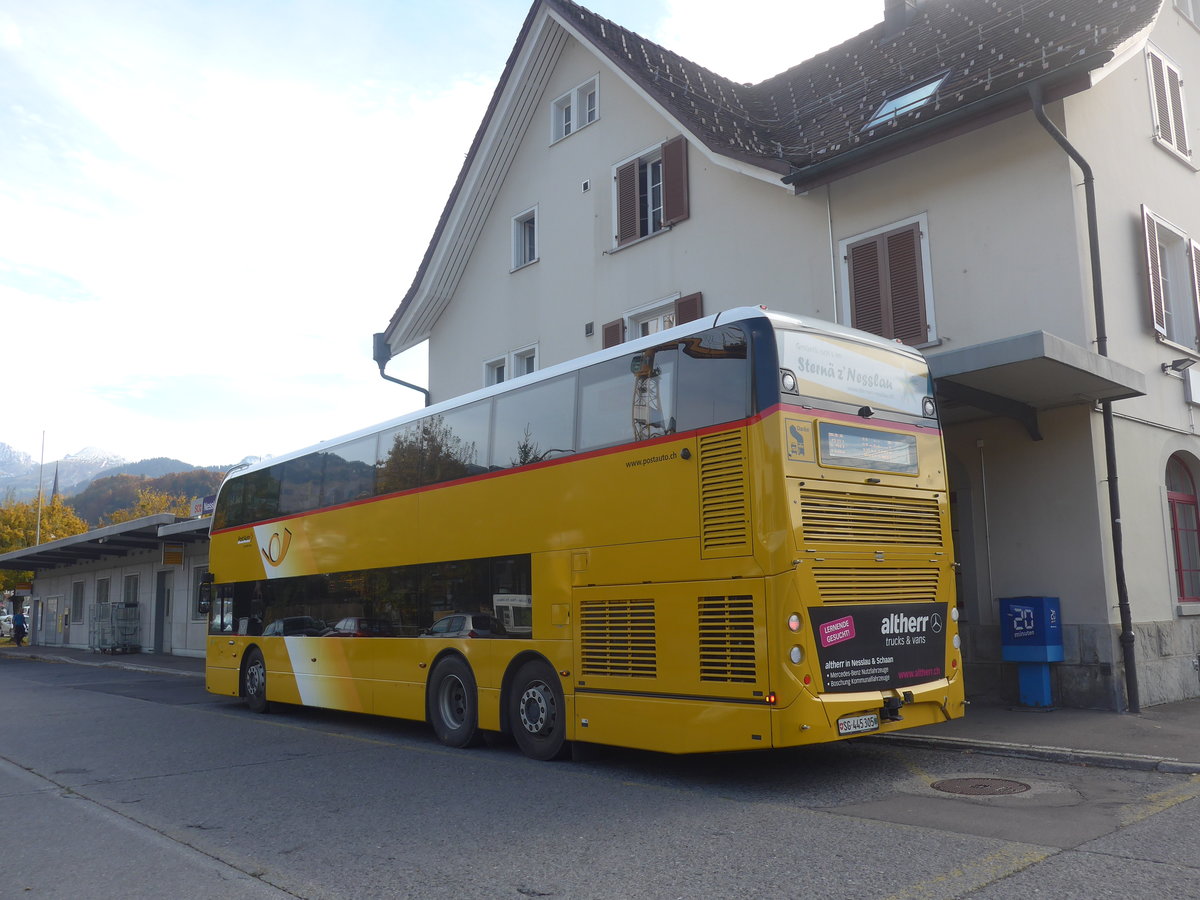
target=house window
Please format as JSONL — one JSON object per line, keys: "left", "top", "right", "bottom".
{"left": 1142, "top": 206, "right": 1200, "bottom": 352}
{"left": 512, "top": 207, "right": 537, "bottom": 270}
{"left": 96, "top": 577, "right": 109, "bottom": 607}
{"left": 602, "top": 293, "right": 703, "bottom": 349}
{"left": 1146, "top": 47, "right": 1191, "bottom": 161}
{"left": 513, "top": 346, "right": 537, "bottom": 378}
{"left": 1167, "top": 454, "right": 1200, "bottom": 602}
{"left": 71, "top": 582, "right": 84, "bottom": 623}
{"left": 485, "top": 357, "right": 506, "bottom": 386}
{"left": 1177, "top": 0, "right": 1199, "bottom": 28}
{"left": 862, "top": 74, "right": 947, "bottom": 131}
{"left": 614, "top": 136, "right": 689, "bottom": 247}
{"left": 484, "top": 345, "right": 538, "bottom": 387}
{"left": 551, "top": 77, "right": 598, "bottom": 143}
{"left": 123, "top": 573, "right": 140, "bottom": 605}
{"left": 840, "top": 216, "right": 934, "bottom": 346}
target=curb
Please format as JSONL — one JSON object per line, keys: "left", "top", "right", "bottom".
{"left": 874, "top": 732, "right": 1200, "bottom": 775}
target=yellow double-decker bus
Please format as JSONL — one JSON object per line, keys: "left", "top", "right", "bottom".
{"left": 204, "top": 306, "right": 964, "bottom": 759}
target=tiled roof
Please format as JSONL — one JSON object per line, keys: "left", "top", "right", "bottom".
{"left": 554, "top": 0, "right": 1163, "bottom": 180}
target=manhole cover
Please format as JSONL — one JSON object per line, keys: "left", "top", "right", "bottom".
{"left": 931, "top": 777, "right": 1031, "bottom": 796}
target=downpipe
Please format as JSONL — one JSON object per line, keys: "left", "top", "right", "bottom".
{"left": 1029, "top": 84, "right": 1139, "bottom": 713}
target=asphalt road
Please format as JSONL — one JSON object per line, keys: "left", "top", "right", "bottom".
{"left": 2, "top": 655, "right": 1198, "bottom": 899}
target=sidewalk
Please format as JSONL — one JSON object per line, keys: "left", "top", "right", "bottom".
{"left": 1, "top": 643, "right": 205, "bottom": 678}
{"left": 3, "top": 643, "right": 1198, "bottom": 774}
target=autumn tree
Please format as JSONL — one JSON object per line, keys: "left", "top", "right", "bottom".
{"left": 0, "top": 495, "right": 88, "bottom": 591}
{"left": 107, "top": 486, "right": 192, "bottom": 524}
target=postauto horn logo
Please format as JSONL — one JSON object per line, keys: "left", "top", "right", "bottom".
{"left": 261, "top": 528, "right": 293, "bottom": 568}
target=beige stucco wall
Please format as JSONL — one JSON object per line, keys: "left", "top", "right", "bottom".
{"left": 428, "top": 35, "right": 830, "bottom": 400}
{"left": 825, "top": 113, "right": 1092, "bottom": 350}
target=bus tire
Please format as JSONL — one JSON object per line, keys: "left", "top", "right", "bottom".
{"left": 509, "top": 659, "right": 568, "bottom": 761}
{"left": 243, "top": 647, "right": 269, "bottom": 714}
{"left": 427, "top": 656, "right": 481, "bottom": 748}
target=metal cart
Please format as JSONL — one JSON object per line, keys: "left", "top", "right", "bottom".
{"left": 89, "top": 601, "right": 142, "bottom": 654}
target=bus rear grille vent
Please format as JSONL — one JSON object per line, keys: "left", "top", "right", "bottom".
{"left": 698, "top": 430, "right": 751, "bottom": 558}
{"left": 698, "top": 595, "right": 757, "bottom": 683}
{"left": 579, "top": 599, "right": 657, "bottom": 678}
{"left": 814, "top": 568, "right": 940, "bottom": 603}
{"left": 799, "top": 490, "right": 942, "bottom": 545}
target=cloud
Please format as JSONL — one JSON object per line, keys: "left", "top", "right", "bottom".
{"left": 1, "top": 2, "right": 491, "bottom": 464}
{"left": 653, "top": 0, "right": 882, "bottom": 83}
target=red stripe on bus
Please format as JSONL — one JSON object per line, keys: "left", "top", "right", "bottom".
{"left": 209, "top": 406, "right": 938, "bottom": 535}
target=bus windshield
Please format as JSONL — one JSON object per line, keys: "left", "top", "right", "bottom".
{"left": 776, "top": 328, "right": 934, "bottom": 419}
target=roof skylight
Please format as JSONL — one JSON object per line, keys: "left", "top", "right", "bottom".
{"left": 862, "top": 74, "right": 948, "bottom": 130}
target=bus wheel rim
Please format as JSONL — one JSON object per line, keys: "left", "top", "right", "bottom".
{"left": 519, "top": 682, "right": 554, "bottom": 736}
{"left": 438, "top": 675, "right": 467, "bottom": 728}
{"left": 246, "top": 660, "right": 265, "bottom": 697}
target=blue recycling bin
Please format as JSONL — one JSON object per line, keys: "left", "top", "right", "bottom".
{"left": 999, "top": 597, "right": 1063, "bottom": 707}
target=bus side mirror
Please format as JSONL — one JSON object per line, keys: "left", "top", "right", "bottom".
{"left": 198, "top": 573, "right": 214, "bottom": 615}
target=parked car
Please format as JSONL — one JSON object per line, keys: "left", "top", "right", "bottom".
{"left": 325, "top": 617, "right": 398, "bottom": 637}
{"left": 0, "top": 614, "right": 11, "bottom": 637}
{"left": 262, "top": 616, "right": 326, "bottom": 636}
{"left": 421, "top": 613, "right": 507, "bottom": 638}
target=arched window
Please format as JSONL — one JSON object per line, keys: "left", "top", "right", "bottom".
{"left": 1166, "top": 454, "right": 1200, "bottom": 602}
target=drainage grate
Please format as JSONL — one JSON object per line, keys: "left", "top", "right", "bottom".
{"left": 931, "top": 777, "right": 1031, "bottom": 796}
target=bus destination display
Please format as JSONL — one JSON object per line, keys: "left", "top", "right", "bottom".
{"left": 818, "top": 422, "right": 918, "bottom": 474}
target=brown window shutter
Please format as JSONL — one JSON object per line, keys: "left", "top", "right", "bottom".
{"left": 1144, "top": 205, "right": 1167, "bottom": 336}
{"left": 1150, "top": 53, "right": 1171, "bottom": 144}
{"left": 847, "top": 237, "right": 885, "bottom": 337}
{"left": 1168, "top": 65, "right": 1190, "bottom": 156}
{"left": 1190, "top": 239, "right": 1200, "bottom": 333}
{"left": 847, "top": 223, "right": 927, "bottom": 345}
{"left": 616, "top": 161, "right": 639, "bottom": 245}
{"left": 602, "top": 318, "right": 625, "bottom": 348}
{"left": 886, "top": 224, "right": 927, "bottom": 345}
{"left": 661, "top": 135, "right": 689, "bottom": 226}
{"left": 675, "top": 292, "right": 703, "bottom": 325}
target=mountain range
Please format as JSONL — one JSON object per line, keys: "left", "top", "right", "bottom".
{"left": 0, "top": 442, "right": 254, "bottom": 502}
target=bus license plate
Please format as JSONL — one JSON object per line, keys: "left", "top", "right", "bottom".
{"left": 837, "top": 713, "right": 880, "bottom": 735}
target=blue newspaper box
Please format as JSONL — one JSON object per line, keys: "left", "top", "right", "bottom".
{"left": 999, "top": 597, "right": 1063, "bottom": 707}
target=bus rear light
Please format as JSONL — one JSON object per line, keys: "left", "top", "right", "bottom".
{"left": 951, "top": 607, "right": 960, "bottom": 622}
{"left": 765, "top": 692, "right": 777, "bottom": 705}
{"left": 787, "top": 613, "right": 802, "bottom": 632}
{"left": 789, "top": 645, "right": 804, "bottom": 665}
{"left": 952, "top": 634, "right": 961, "bottom": 650}
{"left": 803, "top": 674, "right": 811, "bottom": 685}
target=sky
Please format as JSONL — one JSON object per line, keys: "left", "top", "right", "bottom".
{"left": 1, "top": 0, "right": 882, "bottom": 468}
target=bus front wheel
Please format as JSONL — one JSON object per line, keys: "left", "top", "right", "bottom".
{"left": 243, "top": 648, "right": 269, "bottom": 714}
{"left": 428, "top": 656, "right": 481, "bottom": 748}
{"left": 509, "top": 660, "right": 568, "bottom": 761}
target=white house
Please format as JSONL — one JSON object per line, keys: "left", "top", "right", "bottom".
{"left": 378, "top": 0, "right": 1200, "bottom": 709}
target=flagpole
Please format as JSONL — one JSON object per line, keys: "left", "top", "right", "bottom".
{"left": 35, "top": 431, "right": 44, "bottom": 546}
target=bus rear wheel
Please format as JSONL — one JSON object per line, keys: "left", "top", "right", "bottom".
{"left": 428, "top": 656, "right": 481, "bottom": 748}
{"left": 243, "top": 648, "right": 269, "bottom": 714}
{"left": 509, "top": 660, "right": 568, "bottom": 761}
